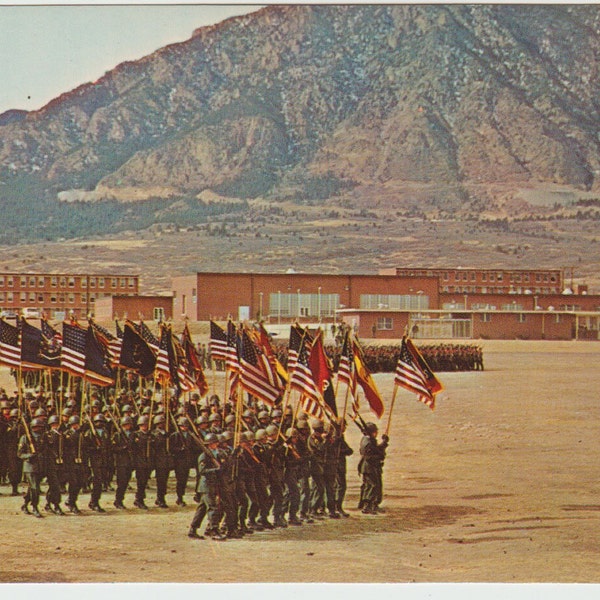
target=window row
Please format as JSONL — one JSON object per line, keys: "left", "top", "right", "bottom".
{"left": 0, "top": 276, "right": 137, "bottom": 289}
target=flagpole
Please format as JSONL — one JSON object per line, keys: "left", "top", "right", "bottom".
{"left": 384, "top": 384, "right": 399, "bottom": 438}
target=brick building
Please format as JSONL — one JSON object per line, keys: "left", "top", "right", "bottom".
{"left": 94, "top": 295, "right": 173, "bottom": 323}
{"left": 172, "top": 272, "right": 439, "bottom": 323}
{"left": 0, "top": 273, "right": 139, "bottom": 320}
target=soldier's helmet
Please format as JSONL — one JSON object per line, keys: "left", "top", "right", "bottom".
{"left": 137, "top": 415, "right": 149, "bottom": 427}
{"left": 196, "top": 415, "right": 209, "bottom": 425}
{"left": 242, "top": 409, "right": 254, "bottom": 419}
{"left": 296, "top": 419, "right": 309, "bottom": 431}
{"left": 271, "top": 409, "right": 282, "bottom": 419}
{"left": 0, "top": 400, "right": 9, "bottom": 409}
{"left": 191, "top": 393, "right": 200, "bottom": 401}
{"left": 265, "top": 425, "right": 279, "bottom": 437}
{"left": 142, "top": 407, "right": 151, "bottom": 415}
{"left": 93, "top": 414, "right": 106, "bottom": 424}
{"left": 48, "top": 415, "right": 60, "bottom": 426}
{"left": 224, "top": 414, "right": 235, "bottom": 426}
{"left": 208, "top": 413, "right": 221, "bottom": 423}
{"left": 257, "top": 410, "right": 270, "bottom": 421}
{"left": 9, "top": 408, "right": 19, "bottom": 418}
{"left": 120, "top": 415, "right": 134, "bottom": 427}
{"left": 204, "top": 433, "right": 219, "bottom": 444}
{"left": 177, "top": 417, "right": 188, "bottom": 427}
{"left": 68, "top": 415, "right": 80, "bottom": 426}
{"left": 254, "top": 428, "right": 267, "bottom": 442}
{"left": 34, "top": 408, "right": 47, "bottom": 418}
{"left": 365, "top": 422, "right": 378, "bottom": 433}
{"left": 122, "top": 404, "right": 132, "bottom": 413}
{"left": 153, "top": 415, "right": 166, "bottom": 425}
{"left": 221, "top": 430, "right": 233, "bottom": 442}
{"left": 243, "top": 431, "right": 255, "bottom": 443}
{"left": 62, "top": 407, "right": 72, "bottom": 417}
{"left": 31, "top": 417, "right": 45, "bottom": 428}
{"left": 286, "top": 427, "right": 298, "bottom": 438}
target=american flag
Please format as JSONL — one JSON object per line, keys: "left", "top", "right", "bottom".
{"left": 0, "top": 319, "right": 20, "bottom": 368}
{"left": 337, "top": 329, "right": 356, "bottom": 394}
{"left": 209, "top": 320, "right": 228, "bottom": 362}
{"left": 61, "top": 322, "right": 87, "bottom": 377}
{"left": 287, "top": 324, "right": 305, "bottom": 373}
{"left": 170, "top": 334, "right": 195, "bottom": 393}
{"left": 239, "top": 329, "right": 281, "bottom": 406}
{"left": 394, "top": 337, "right": 443, "bottom": 410}
{"left": 226, "top": 320, "right": 240, "bottom": 373}
{"left": 289, "top": 335, "right": 322, "bottom": 406}
{"left": 84, "top": 323, "right": 115, "bottom": 386}
{"left": 181, "top": 323, "right": 209, "bottom": 397}
{"left": 91, "top": 319, "right": 121, "bottom": 367}
{"left": 155, "top": 324, "right": 171, "bottom": 381}
{"left": 138, "top": 321, "right": 159, "bottom": 355}
{"left": 300, "top": 394, "right": 325, "bottom": 420}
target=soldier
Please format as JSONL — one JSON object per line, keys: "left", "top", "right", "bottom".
{"left": 249, "top": 428, "right": 274, "bottom": 530}
{"left": 265, "top": 424, "right": 287, "bottom": 528}
{"left": 307, "top": 418, "right": 328, "bottom": 518}
{"left": 357, "top": 422, "right": 389, "bottom": 514}
{"left": 17, "top": 417, "right": 46, "bottom": 518}
{"left": 216, "top": 430, "right": 241, "bottom": 538}
{"left": 282, "top": 427, "right": 303, "bottom": 526}
{"left": 242, "top": 409, "right": 259, "bottom": 432}
{"left": 170, "top": 417, "right": 196, "bottom": 506}
{"left": 187, "top": 433, "right": 226, "bottom": 541}
{"left": 234, "top": 431, "right": 259, "bottom": 535}
{"left": 152, "top": 414, "right": 170, "bottom": 508}
{"left": 44, "top": 415, "right": 65, "bottom": 515}
{"left": 112, "top": 415, "right": 135, "bottom": 509}
{"left": 0, "top": 400, "right": 9, "bottom": 485}
{"left": 63, "top": 415, "right": 85, "bottom": 514}
{"left": 295, "top": 419, "right": 314, "bottom": 523}
{"left": 332, "top": 419, "right": 353, "bottom": 517}
{"left": 132, "top": 415, "right": 153, "bottom": 510}
{"left": 5, "top": 409, "right": 22, "bottom": 496}
{"left": 86, "top": 413, "right": 111, "bottom": 513}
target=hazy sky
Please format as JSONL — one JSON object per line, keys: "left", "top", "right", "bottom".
{"left": 0, "top": 4, "right": 261, "bottom": 115}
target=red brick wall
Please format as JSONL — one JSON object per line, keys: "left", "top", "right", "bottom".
{"left": 95, "top": 296, "right": 173, "bottom": 322}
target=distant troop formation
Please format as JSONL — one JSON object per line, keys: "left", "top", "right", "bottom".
{"left": 0, "top": 388, "right": 388, "bottom": 540}
{"left": 270, "top": 341, "right": 484, "bottom": 374}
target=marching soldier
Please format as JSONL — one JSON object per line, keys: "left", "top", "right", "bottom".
{"left": 170, "top": 417, "right": 196, "bottom": 506}
{"left": 132, "top": 415, "right": 153, "bottom": 510}
{"left": 18, "top": 417, "right": 47, "bottom": 518}
{"left": 63, "top": 415, "right": 86, "bottom": 514}
{"left": 85, "top": 413, "right": 112, "bottom": 513}
{"left": 357, "top": 422, "right": 388, "bottom": 515}
{"left": 5, "top": 409, "right": 23, "bottom": 497}
{"left": 112, "top": 415, "right": 135, "bottom": 509}
{"left": 152, "top": 414, "right": 171, "bottom": 508}
{"left": 44, "top": 415, "right": 65, "bottom": 514}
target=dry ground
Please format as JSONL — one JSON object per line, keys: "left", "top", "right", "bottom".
{"left": 1, "top": 339, "right": 600, "bottom": 583}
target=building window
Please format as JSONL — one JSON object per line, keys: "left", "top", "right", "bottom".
{"left": 98, "top": 277, "right": 105, "bottom": 288}
{"left": 20, "top": 292, "right": 26, "bottom": 303}
{"left": 68, "top": 294, "right": 75, "bottom": 304}
{"left": 111, "top": 278, "right": 117, "bottom": 289}
{"left": 38, "top": 294, "right": 44, "bottom": 302}
{"left": 0, "top": 276, "right": 4, "bottom": 287}
{"left": 480, "top": 313, "right": 491, "bottom": 322}
{"left": 68, "top": 277, "right": 75, "bottom": 287}
{"left": 120, "top": 278, "right": 127, "bottom": 288}
{"left": 128, "top": 278, "right": 135, "bottom": 288}
{"left": 497, "top": 272, "right": 503, "bottom": 281}
{"left": 377, "top": 317, "right": 393, "bottom": 330}
{"left": 490, "top": 274, "right": 495, "bottom": 282}
{"left": 517, "top": 313, "right": 526, "bottom": 323}
{"left": 29, "top": 277, "right": 35, "bottom": 287}
{"left": 7, "top": 277, "right": 13, "bottom": 287}
{"left": 443, "top": 272, "right": 449, "bottom": 281}
{"left": 89, "top": 277, "right": 96, "bottom": 288}
{"left": 20, "top": 276, "right": 27, "bottom": 287}
{"left": 81, "top": 294, "right": 87, "bottom": 304}
{"left": 153, "top": 307, "right": 165, "bottom": 321}
{"left": 6, "top": 292, "right": 13, "bottom": 302}
{"left": 59, "top": 277, "right": 67, "bottom": 288}
{"left": 51, "top": 277, "right": 57, "bottom": 288}
{"left": 0, "top": 292, "right": 4, "bottom": 302}
{"left": 29, "top": 292, "right": 36, "bottom": 302}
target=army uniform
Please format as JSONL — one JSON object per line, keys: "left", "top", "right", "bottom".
{"left": 63, "top": 416, "right": 86, "bottom": 514}
{"left": 44, "top": 417, "right": 65, "bottom": 514}
{"left": 5, "top": 411, "right": 23, "bottom": 496}
{"left": 131, "top": 417, "right": 153, "bottom": 509}
{"left": 85, "top": 415, "right": 112, "bottom": 512}
{"left": 282, "top": 427, "right": 303, "bottom": 526}
{"left": 17, "top": 418, "right": 47, "bottom": 517}
{"left": 307, "top": 421, "right": 328, "bottom": 517}
{"left": 170, "top": 419, "right": 196, "bottom": 506}
{"left": 151, "top": 415, "right": 171, "bottom": 508}
{"left": 358, "top": 423, "right": 388, "bottom": 514}
{"left": 111, "top": 417, "right": 135, "bottom": 508}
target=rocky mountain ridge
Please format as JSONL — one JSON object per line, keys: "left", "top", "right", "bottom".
{"left": 0, "top": 4, "right": 599, "bottom": 241}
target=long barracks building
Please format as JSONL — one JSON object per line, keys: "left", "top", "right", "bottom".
{"left": 0, "top": 273, "right": 140, "bottom": 320}
{"left": 172, "top": 269, "right": 600, "bottom": 341}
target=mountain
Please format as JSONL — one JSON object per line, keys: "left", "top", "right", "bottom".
{"left": 0, "top": 4, "right": 600, "bottom": 243}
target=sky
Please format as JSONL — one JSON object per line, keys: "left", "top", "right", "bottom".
{"left": 0, "top": 4, "right": 261, "bottom": 115}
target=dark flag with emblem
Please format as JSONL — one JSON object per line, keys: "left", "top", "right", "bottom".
{"left": 61, "top": 321, "right": 87, "bottom": 377}
{"left": 119, "top": 320, "right": 157, "bottom": 377}
{"left": 85, "top": 323, "right": 115, "bottom": 386}
{"left": 168, "top": 328, "right": 195, "bottom": 393}
{"left": 21, "top": 318, "right": 61, "bottom": 370}
{"left": 308, "top": 329, "right": 337, "bottom": 416}
{"left": 0, "top": 319, "right": 20, "bottom": 368}
{"left": 138, "top": 320, "right": 159, "bottom": 355}
{"left": 394, "top": 336, "right": 443, "bottom": 410}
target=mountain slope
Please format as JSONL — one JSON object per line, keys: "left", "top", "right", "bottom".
{"left": 0, "top": 4, "right": 599, "bottom": 236}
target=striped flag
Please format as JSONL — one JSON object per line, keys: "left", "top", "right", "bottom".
{"left": 0, "top": 319, "right": 20, "bottom": 368}
{"left": 226, "top": 320, "right": 240, "bottom": 373}
{"left": 287, "top": 324, "right": 305, "bottom": 373}
{"left": 21, "top": 319, "right": 61, "bottom": 370}
{"left": 91, "top": 319, "right": 121, "bottom": 367}
{"left": 289, "top": 335, "right": 322, "bottom": 406}
{"left": 155, "top": 324, "right": 171, "bottom": 381}
{"left": 300, "top": 394, "right": 325, "bottom": 420}
{"left": 337, "top": 329, "right": 356, "bottom": 395}
{"left": 61, "top": 322, "right": 87, "bottom": 377}
{"left": 138, "top": 321, "right": 159, "bottom": 355}
{"left": 239, "top": 328, "right": 281, "bottom": 406}
{"left": 85, "top": 323, "right": 115, "bottom": 386}
{"left": 209, "top": 320, "right": 228, "bottom": 362}
{"left": 394, "top": 337, "right": 443, "bottom": 410}
{"left": 181, "top": 323, "right": 209, "bottom": 397}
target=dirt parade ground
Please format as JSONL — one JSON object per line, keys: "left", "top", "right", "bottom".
{"left": 1, "top": 339, "right": 600, "bottom": 585}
